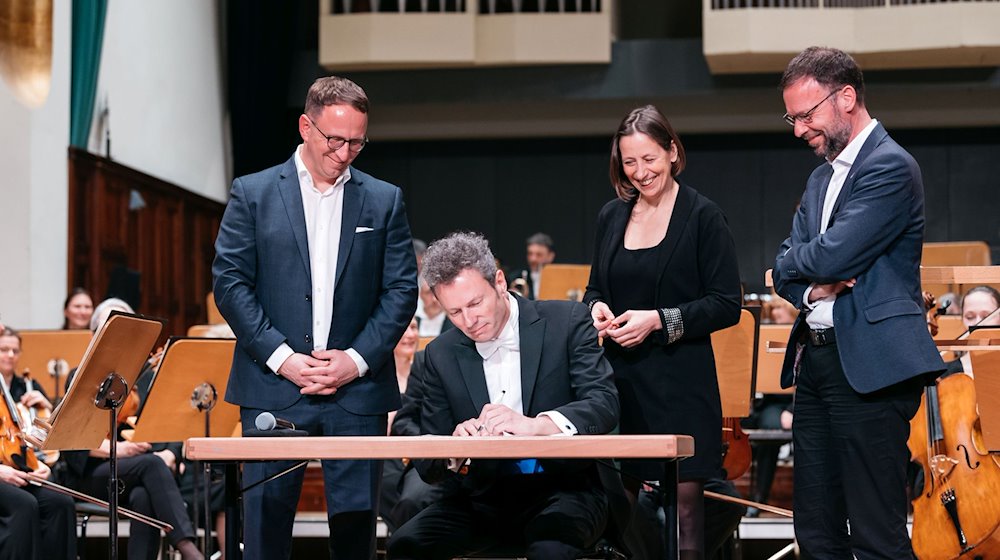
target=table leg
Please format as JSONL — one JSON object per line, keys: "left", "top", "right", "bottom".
{"left": 663, "top": 459, "right": 679, "bottom": 560}
{"left": 225, "top": 463, "right": 242, "bottom": 560}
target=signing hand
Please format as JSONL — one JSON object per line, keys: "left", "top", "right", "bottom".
{"left": 277, "top": 353, "right": 330, "bottom": 388}
{"left": 591, "top": 301, "right": 615, "bottom": 340}
{"left": 477, "top": 404, "right": 559, "bottom": 436}
{"left": 808, "top": 278, "right": 856, "bottom": 303}
{"left": 300, "top": 349, "right": 361, "bottom": 396}
{"left": 19, "top": 390, "right": 52, "bottom": 412}
{"left": 606, "top": 309, "right": 662, "bottom": 348}
{"left": 452, "top": 418, "right": 485, "bottom": 437}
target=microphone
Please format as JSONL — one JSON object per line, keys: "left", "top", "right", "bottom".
{"left": 254, "top": 411, "right": 295, "bottom": 431}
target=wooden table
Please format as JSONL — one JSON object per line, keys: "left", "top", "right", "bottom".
{"left": 186, "top": 434, "right": 695, "bottom": 560}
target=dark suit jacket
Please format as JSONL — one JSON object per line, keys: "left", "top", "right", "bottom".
{"left": 584, "top": 184, "right": 742, "bottom": 347}
{"left": 414, "top": 295, "right": 620, "bottom": 491}
{"left": 390, "top": 350, "right": 426, "bottom": 438}
{"left": 773, "top": 123, "right": 944, "bottom": 393}
{"left": 212, "top": 157, "right": 418, "bottom": 414}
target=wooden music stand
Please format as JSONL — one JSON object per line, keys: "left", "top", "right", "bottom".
{"left": 965, "top": 326, "right": 1000, "bottom": 452}
{"left": 712, "top": 308, "right": 760, "bottom": 417}
{"left": 417, "top": 336, "right": 435, "bottom": 351}
{"left": 537, "top": 264, "right": 591, "bottom": 301}
{"left": 31, "top": 311, "right": 163, "bottom": 560}
{"left": 756, "top": 324, "right": 794, "bottom": 395}
{"left": 131, "top": 337, "right": 240, "bottom": 442}
{"left": 17, "top": 329, "right": 92, "bottom": 403}
{"left": 131, "top": 337, "right": 239, "bottom": 559}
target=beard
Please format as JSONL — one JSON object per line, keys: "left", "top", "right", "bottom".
{"left": 817, "top": 114, "right": 853, "bottom": 160}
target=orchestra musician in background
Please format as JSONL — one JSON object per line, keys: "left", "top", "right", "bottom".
{"left": 0, "top": 325, "right": 76, "bottom": 560}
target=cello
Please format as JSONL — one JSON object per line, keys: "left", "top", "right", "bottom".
{"left": 907, "top": 294, "right": 1000, "bottom": 559}
{"left": 721, "top": 417, "right": 751, "bottom": 480}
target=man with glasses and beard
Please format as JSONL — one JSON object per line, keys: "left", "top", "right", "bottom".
{"left": 772, "top": 47, "right": 944, "bottom": 558}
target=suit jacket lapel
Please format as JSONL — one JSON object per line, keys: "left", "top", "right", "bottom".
{"left": 598, "top": 202, "right": 630, "bottom": 299}
{"left": 653, "top": 184, "right": 695, "bottom": 284}
{"left": 809, "top": 165, "right": 834, "bottom": 235}
{"left": 455, "top": 340, "right": 491, "bottom": 412}
{"left": 335, "top": 169, "right": 366, "bottom": 287}
{"left": 516, "top": 296, "right": 545, "bottom": 414}
{"left": 276, "top": 158, "right": 311, "bottom": 283}
{"left": 828, "top": 123, "right": 888, "bottom": 225}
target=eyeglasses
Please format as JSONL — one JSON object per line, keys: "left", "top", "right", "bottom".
{"left": 307, "top": 116, "right": 368, "bottom": 152}
{"left": 782, "top": 88, "right": 841, "bottom": 126}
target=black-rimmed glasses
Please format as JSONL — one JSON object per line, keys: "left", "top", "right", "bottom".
{"left": 307, "top": 116, "right": 368, "bottom": 152}
{"left": 782, "top": 88, "right": 840, "bottom": 127}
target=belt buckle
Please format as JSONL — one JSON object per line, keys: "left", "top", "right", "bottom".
{"left": 810, "top": 328, "right": 833, "bottom": 346}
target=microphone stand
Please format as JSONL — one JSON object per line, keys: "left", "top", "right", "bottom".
{"left": 94, "top": 372, "right": 129, "bottom": 560}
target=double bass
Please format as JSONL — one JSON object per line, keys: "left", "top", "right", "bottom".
{"left": 908, "top": 294, "right": 1000, "bottom": 559}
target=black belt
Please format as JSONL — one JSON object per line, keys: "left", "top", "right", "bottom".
{"left": 808, "top": 327, "right": 836, "bottom": 346}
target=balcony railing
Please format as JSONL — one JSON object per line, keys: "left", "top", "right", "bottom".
{"left": 704, "top": 0, "right": 1000, "bottom": 73}
{"left": 319, "top": 0, "right": 610, "bottom": 70}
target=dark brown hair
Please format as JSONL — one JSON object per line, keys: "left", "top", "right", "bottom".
{"left": 304, "top": 76, "right": 369, "bottom": 118}
{"left": 62, "top": 287, "right": 93, "bottom": 330}
{"left": 780, "top": 46, "right": 865, "bottom": 105}
{"left": 610, "top": 105, "right": 686, "bottom": 203}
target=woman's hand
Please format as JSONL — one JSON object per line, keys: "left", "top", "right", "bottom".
{"left": 591, "top": 302, "right": 615, "bottom": 340}
{"left": 606, "top": 309, "right": 662, "bottom": 348}
{"left": 0, "top": 464, "right": 30, "bottom": 487}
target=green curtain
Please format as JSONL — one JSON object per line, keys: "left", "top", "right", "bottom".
{"left": 69, "top": 0, "right": 108, "bottom": 148}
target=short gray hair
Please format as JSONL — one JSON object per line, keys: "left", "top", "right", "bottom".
{"left": 421, "top": 232, "right": 497, "bottom": 290}
{"left": 525, "top": 232, "right": 554, "bottom": 251}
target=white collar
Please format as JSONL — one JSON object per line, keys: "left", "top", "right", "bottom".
{"left": 294, "top": 145, "right": 351, "bottom": 192}
{"left": 832, "top": 119, "right": 879, "bottom": 167}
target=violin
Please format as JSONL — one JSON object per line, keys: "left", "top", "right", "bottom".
{"left": 721, "top": 417, "right": 751, "bottom": 480}
{"left": 907, "top": 293, "right": 1000, "bottom": 558}
{"left": 0, "top": 373, "right": 39, "bottom": 474}
{"left": 16, "top": 370, "right": 59, "bottom": 465}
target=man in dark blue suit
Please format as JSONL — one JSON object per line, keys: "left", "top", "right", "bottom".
{"left": 213, "top": 76, "right": 418, "bottom": 559}
{"left": 773, "top": 47, "right": 944, "bottom": 559}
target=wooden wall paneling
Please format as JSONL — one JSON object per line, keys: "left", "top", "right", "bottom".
{"left": 67, "top": 148, "right": 224, "bottom": 344}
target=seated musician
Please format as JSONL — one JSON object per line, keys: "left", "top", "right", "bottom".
{"left": 0, "top": 326, "right": 76, "bottom": 560}
{"left": 380, "top": 318, "right": 446, "bottom": 532}
{"left": 60, "top": 299, "right": 204, "bottom": 560}
{"left": 415, "top": 279, "right": 454, "bottom": 337}
{"left": 944, "top": 285, "right": 1000, "bottom": 376}
{"left": 387, "top": 232, "right": 621, "bottom": 560}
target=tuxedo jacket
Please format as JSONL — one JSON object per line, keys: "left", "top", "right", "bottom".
{"left": 773, "top": 124, "right": 944, "bottom": 393}
{"left": 414, "top": 295, "right": 620, "bottom": 492}
{"left": 213, "top": 156, "right": 418, "bottom": 413}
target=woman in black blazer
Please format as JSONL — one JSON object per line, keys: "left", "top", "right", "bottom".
{"left": 585, "top": 105, "right": 741, "bottom": 558}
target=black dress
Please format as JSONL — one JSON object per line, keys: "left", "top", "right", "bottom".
{"left": 586, "top": 184, "right": 742, "bottom": 481}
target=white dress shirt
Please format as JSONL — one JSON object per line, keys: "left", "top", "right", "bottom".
{"left": 265, "top": 146, "right": 369, "bottom": 376}
{"left": 530, "top": 269, "right": 541, "bottom": 299}
{"left": 474, "top": 294, "right": 576, "bottom": 434}
{"left": 804, "top": 119, "right": 879, "bottom": 330}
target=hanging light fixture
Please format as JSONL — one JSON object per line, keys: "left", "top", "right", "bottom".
{"left": 0, "top": 0, "right": 53, "bottom": 108}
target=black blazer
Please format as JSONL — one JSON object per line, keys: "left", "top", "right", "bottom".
{"left": 584, "top": 184, "right": 742, "bottom": 347}
{"left": 414, "top": 295, "right": 620, "bottom": 491}
{"left": 390, "top": 350, "right": 426, "bottom": 438}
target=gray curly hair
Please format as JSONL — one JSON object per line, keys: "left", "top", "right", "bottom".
{"left": 421, "top": 232, "right": 497, "bottom": 291}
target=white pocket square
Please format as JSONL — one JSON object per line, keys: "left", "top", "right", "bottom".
{"left": 355, "top": 226, "right": 374, "bottom": 233}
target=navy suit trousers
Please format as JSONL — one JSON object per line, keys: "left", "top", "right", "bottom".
{"left": 240, "top": 398, "right": 387, "bottom": 560}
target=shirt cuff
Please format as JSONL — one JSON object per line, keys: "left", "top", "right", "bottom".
{"left": 658, "top": 307, "right": 684, "bottom": 344}
{"left": 345, "top": 348, "right": 369, "bottom": 377}
{"left": 537, "top": 411, "right": 578, "bottom": 436}
{"left": 802, "top": 284, "right": 818, "bottom": 310}
{"left": 266, "top": 343, "right": 294, "bottom": 375}
{"left": 447, "top": 458, "right": 469, "bottom": 472}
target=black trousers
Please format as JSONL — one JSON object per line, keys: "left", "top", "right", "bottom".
{"left": 81, "top": 453, "right": 195, "bottom": 560}
{"left": 792, "top": 340, "right": 923, "bottom": 560}
{"left": 388, "top": 471, "right": 607, "bottom": 560}
{"left": 380, "top": 460, "right": 446, "bottom": 533}
{"left": 0, "top": 481, "right": 76, "bottom": 560}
